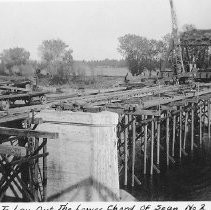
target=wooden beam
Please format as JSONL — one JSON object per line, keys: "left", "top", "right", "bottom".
{"left": 0, "top": 127, "right": 58, "bottom": 139}
{"left": 106, "top": 107, "right": 160, "bottom": 116}
{"left": 160, "top": 105, "right": 177, "bottom": 111}
{"left": 0, "top": 144, "right": 26, "bottom": 157}
{"left": 126, "top": 109, "right": 160, "bottom": 116}
{"left": 143, "top": 89, "right": 211, "bottom": 109}
{"left": 0, "top": 85, "right": 29, "bottom": 92}
{"left": 0, "top": 113, "right": 29, "bottom": 124}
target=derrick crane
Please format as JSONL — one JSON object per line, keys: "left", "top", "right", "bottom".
{"left": 161, "top": 0, "right": 185, "bottom": 75}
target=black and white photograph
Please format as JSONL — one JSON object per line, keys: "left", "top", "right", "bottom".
{"left": 0, "top": 0, "right": 210, "bottom": 203}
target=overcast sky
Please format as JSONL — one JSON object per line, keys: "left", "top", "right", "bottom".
{"left": 0, "top": 0, "right": 211, "bottom": 61}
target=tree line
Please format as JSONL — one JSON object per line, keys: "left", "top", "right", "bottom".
{"left": 0, "top": 24, "right": 197, "bottom": 85}
{"left": 0, "top": 39, "right": 74, "bottom": 84}
{"left": 0, "top": 39, "right": 127, "bottom": 84}
{"left": 84, "top": 59, "right": 127, "bottom": 68}
{"left": 118, "top": 24, "right": 197, "bottom": 75}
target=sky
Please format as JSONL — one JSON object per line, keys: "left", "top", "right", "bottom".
{"left": 0, "top": 0, "right": 211, "bottom": 61}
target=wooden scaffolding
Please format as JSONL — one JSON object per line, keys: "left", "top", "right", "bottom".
{"left": 0, "top": 111, "right": 58, "bottom": 201}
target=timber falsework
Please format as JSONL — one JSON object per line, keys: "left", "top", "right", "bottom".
{"left": 50, "top": 83, "right": 211, "bottom": 187}
{"left": 0, "top": 83, "right": 211, "bottom": 200}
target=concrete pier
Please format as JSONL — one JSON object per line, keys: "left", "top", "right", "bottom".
{"left": 36, "top": 110, "right": 120, "bottom": 201}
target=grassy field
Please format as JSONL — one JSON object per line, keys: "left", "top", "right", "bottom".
{"left": 93, "top": 66, "right": 129, "bottom": 77}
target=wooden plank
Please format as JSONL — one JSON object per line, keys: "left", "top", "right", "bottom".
{"left": 124, "top": 115, "right": 128, "bottom": 186}
{"left": 0, "top": 85, "right": 29, "bottom": 92}
{"left": 208, "top": 100, "right": 211, "bottom": 139}
{"left": 0, "top": 113, "right": 29, "bottom": 124}
{"left": 144, "top": 115, "right": 147, "bottom": 174}
{"left": 166, "top": 113, "right": 169, "bottom": 167}
{"left": 0, "top": 144, "right": 26, "bottom": 157}
{"left": 0, "top": 127, "right": 58, "bottom": 139}
{"left": 160, "top": 105, "right": 177, "bottom": 111}
{"left": 106, "top": 108, "right": 160, "bottom": 116}
{"left": 183, "top": 111, "right": 188, "bottom": 150}
{"left": 199, "top": 105, "right": 202, "bottom": 144}
{"left": 0, "top": 91, "right": 47, "bottom": 100}
{"left": 34, "top": 137, "right": 39, "bottom": 201}
{"left": 184, "top": 98, "right": 198, "bottom": 103}
{"left": 131, "top": 109, "right": 160, "bottom": 116}
{"left": 143, "top": 88, "right": 211, "bottom": 109}
{"left": 172, "top": 115, "right": 176, "bottom": 157}
{"left": 43, "top": 138, "right": 47, "bottom": 201}
{"left": 71, "top": 85, "right": 180, "bottom": 106}
{"left": 157, "top": 118, "right": 160, "bottom": 165}
{"left": 150, "top": 117, "right": 154, "bottom": 175}
{"left": 179, "top": 108, "right": 182, "bottom": 159}
{"left": 131, "top": 116, "right": 136, "bottom": 187}
{"left": 191, "top": 104, "right": 194, "bottom": 151}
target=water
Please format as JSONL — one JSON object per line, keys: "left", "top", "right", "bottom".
{"left": 128, "top": 134, "right": 211, "bottom": 201}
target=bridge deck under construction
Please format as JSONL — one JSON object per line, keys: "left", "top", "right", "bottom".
{"left": 50, "top": 83, "right": 211, "bottom": 187}
{"left": 0, "top": 83, "right": 211, "bottom": 201}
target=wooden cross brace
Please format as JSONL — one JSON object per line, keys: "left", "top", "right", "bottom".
{"left": 0, "top": 139, "right": 48, "bottom": 202}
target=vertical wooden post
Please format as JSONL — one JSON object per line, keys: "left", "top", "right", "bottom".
{"left": 166, "top": 111, "right": 169, "bottom": 167}
{"left": 199, "top": 104, "right": 202, "bottom": 145}
{"left": 179, "top": 107, "right": 182, "bottom": 159}
{"left": 191, "top": 103, "right": 194, "bottom": 151}
{"left": 172, "top": 114, "right": 176, "bottom": 157}
{"left": 43, "top": 138, "right": 47, "bottom": 201}
{"left": 128, "top": 115, "right": 132, "bottom": 131}
{"left": 34, "top": 137, "right": 39, "bottom": 201}
{"left": 27, "top": 137, "right": 33, "bottom": 197}
{"left": 183, "top": 110, "right": 188, "bottom": 150}
{"left": 131, "top": 116, "right": 136, "bottom": 187}
{"left": 157, "top": 117, "right": 160, "bottom": 165}
{"left": 202, "top": 101, "right": 205, "bottom": 136}
{"left": 150, "top": 116, "right": 154, "bottom": 175}
{"left": 144, "top": 115, "right": 148, "bottom": 174}
{"left": 208, "top": 100, "right": 210, "bottom": 139}
{"left": 124, "top": 115, "right": 128, "bottom": 186}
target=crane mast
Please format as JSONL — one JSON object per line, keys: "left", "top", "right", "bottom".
{"left": 161, "top": 0, "right": 185, "bottom": 74}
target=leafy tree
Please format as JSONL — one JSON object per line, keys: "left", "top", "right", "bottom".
{"left": 182, "top": 24, "right": 196, "bottom": 32}
{"left": 1, "top": 47, "right": 30, "bottom": 73}
{"left": 38, "top": 39, "right": 68, "bottom": 63}
{"left": 118, "top": 34, "right": 164, "bottom": 75}
{"left": 38, "top": 39, "right": 74, "bottom": 83}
